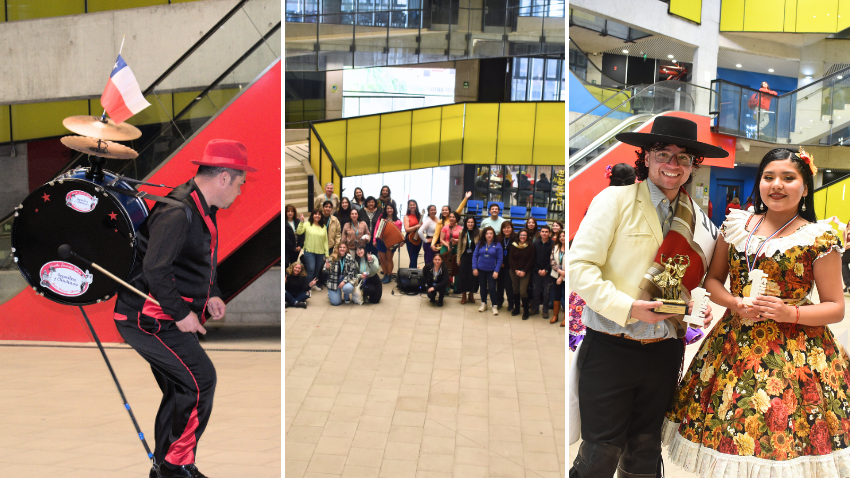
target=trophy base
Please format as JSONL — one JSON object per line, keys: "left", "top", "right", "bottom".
{"left": 683, "top": 315, "right": 704, "bottom": 328}
{"left": 652, "top": 299, "right": 688, "bottom": 314}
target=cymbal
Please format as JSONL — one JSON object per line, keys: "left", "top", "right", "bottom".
{"left": 62, "top": 115, "right": 142, "bottom": 141}
{"left": 60, "top": 136, "right": 139, "bottom": 160}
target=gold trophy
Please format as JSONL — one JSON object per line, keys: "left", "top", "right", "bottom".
{"left": 651, "top": 254, "right": 690, "bottom": 314}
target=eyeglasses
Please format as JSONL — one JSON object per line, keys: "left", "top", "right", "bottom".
{"left": 651, "top": 149, "right": 696, "bottom": 167}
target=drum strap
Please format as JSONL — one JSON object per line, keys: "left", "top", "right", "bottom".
{"left": 102, "top": 185, "right": 193, "bottom": 225}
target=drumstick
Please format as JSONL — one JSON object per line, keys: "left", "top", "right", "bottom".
{"left": 57, "top": 244, "right": 161, "bottom": 307}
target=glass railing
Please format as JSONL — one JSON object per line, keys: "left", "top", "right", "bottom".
{"left": 711, "top": 67, "right": 850, "bottom": 146}
{"left": 0, "top": 1, "right": 280, "bottom": 282}
{"left": 569, "top": 114, "right": 651, "bottom": 175}
{"left": 285, "top": 0, "right": 565, "bottom": 71}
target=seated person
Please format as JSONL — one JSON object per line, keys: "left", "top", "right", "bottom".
{"left": 285, "top": 262, "right": 316, "bottom": 309}
{"left": 324, "top": 243, "right": 358, "bottom": 306}
{"left": 422, "top": 254, "right": 449, "bottom": 307}
{"left": 353, "top": 245, "right": 382, "bottom": 304}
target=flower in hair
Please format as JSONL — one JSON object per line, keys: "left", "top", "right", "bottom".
{"left": 796, "top": 147, "right": 817, "bottom": 175}
{"left": 604, "top": 164, "right": 613, "bottom": 179}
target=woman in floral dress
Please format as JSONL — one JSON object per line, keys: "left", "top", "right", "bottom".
{"left": 664, "top": 148, "right": 848, "bottom": 476}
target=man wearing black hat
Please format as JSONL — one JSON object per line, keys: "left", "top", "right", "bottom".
{"left": 113, "top": 139, "right": 255, "bottom": 478}
{"left": 569, "top": 116, "right": 726, "bottom": 477}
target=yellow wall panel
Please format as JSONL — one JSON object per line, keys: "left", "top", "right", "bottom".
{"left": 813, "top": 189, "right": 828, "bottom": 219}
{"left": 410, "top": 107, "right": 441, "bottom": 170}
{"left": 0, "top": 107, "right": 10, "bottom": 143}
{"left": 379, "top": 111, "right": 412, "bottom": 172}
{"left": 174, "top": 91, "right": 215, "bottom": 120}
{"left": 496, "top": 104, "right": 535, "bottom": 165}
{"left": 669, "top": 0, "right": 702, "bottom": 24}
{"left": 720, "top": 0, "right": 745, "bottom": 30}
{"left": 463, "top": 104, "right": 499, "bottom": 164}
{"left": 6, "top": 0, "right": 84, "bottom": 21}
{"left": 12, "top": 100, "right": 89, "bottom": 141}
{"left": 310, "top": 131, "right": 321, "bottom": 203}
{"left": 784, "top": 0, "right": 797, "bottom": 31}
{"left": 87, "top": 0, "right": 167, "bottom": 12}
{"left": 91, "top": 94, "right": 174, "bottom": 127}
{"left": 796, "top": 0, "right": 839, "bottom": 32}
{"left": 821, "top": 177, "right": 850, "bottom": 224}
{"left": 532, "top": 103, "right": 566, "bottom": 166}
{"left": 320, "top": 147, "right": 334, "bottom": 192}
{"left": 839, "top": 0, "right": 850, "bottom": 30}
{"left": 439, "top": 105, "right": 464, "bottom": 166}
{"left": 346, "top": 116, "right": 380, "bottom": 176}
{"left": 314, "top": 121, "right": 347, "bottom": 175}
{"left": 744, "top": 0, "right": 784, "bottom": 31}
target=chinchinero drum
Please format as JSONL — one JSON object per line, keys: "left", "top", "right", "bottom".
{"left": 11, "top": 168, "right": 149, "bottom": 305}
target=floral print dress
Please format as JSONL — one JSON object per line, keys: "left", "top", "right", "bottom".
{"left": 663, "top": 209, "right": 847, "bottom": 477}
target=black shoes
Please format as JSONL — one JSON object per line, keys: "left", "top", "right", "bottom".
{"left": 437, "top": 299, "right": 443, "bottom": 307}
{"left": 294, "top": 301, "right": 307, "bottom": 308}
{"left": 156, "top": 462, "right": 209, "bottom": 478}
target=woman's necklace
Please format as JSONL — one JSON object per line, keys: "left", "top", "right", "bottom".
{"left": 744, "top": 213, "right": 798, "bottom": 274}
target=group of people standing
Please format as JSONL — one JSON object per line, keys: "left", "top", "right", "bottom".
{"left": 284, "top": 182, "right": 566, "bottom": 325}
{"left": 570, "top": 116, "right": 849, "bottom": 478}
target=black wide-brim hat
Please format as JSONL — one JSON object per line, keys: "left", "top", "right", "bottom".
{"left": 615, "top": 116, "right": 729, "bottom": 159}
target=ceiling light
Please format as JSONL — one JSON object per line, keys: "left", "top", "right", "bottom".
{"left": 806, "top": 76, "right": 813, "bottom": 79}
{"left": 839, "top": 75, "right": 844, "bottom": 79}
{"left": 668, "top": 54, "right": 674, "bottom": 58}
{"left": 768, "top": 68, "right": 774, "bottom": 73}
{"left": 622, "top": 49, "right": 629, "bottom": 54}
{"left": 826, "top": 169, "right": 832, "bottom": 173}
{"left": 672, "top": 60, "right": 677, "bottom": 63}
{"left": 736, "top": 64, "right": 742, "bottom": 68}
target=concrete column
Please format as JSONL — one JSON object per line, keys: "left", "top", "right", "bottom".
{"left": 0, "top": 144, "right": 28, "bottom": 214}
{"left": 326, "top": 70, "right": 344, "bottom": 120}
{"left": 454, "top": 60, "right": 480, "bottom": 102}
{"left": 691, "top": 0, "right": 721, "bottom": 114}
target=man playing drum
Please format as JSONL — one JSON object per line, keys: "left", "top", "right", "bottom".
{"left": 112, "top": 139, "right": 254, "bottom": 478}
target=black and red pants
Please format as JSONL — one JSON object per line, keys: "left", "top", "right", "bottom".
{"left": 115, "top": 315, "right": 216, "bottom": 467}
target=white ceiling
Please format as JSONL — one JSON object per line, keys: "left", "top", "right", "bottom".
{"left": 601, "top": 35, "right": 695, "bottom": 63}
{"left": 717, "top": 48, "right": 800, "bottom": 77}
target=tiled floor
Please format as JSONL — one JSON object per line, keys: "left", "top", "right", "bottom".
{"left": 285, "top": 282, "right": 567, "bottom": 478}
{"left": 567, "top": 294, "right": 850, "bottom": 477}
{"left": 0, "top": 323, "right": 281, "bottom": 477}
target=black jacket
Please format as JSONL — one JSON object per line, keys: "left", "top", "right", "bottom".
{"left": 285, "top": 274, "right": 311, "bottom": 296}
{"left": 114, "top": 179, "right": 220, "bottom": 325}
{"left": 422, "top": 263, "right": 448, "bottom": 291}
{"left": 285, "top": 218, "right": 304, "bottom": 263}
{"left": 533, "top": 238, "right": 553, "bottom": 273}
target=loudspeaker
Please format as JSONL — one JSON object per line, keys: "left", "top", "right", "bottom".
{"left": 397, "top": 268, "right": 422, "bottom": 292}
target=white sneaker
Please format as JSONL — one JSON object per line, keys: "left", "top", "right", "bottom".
{"left": 478, "top": 302, "right": 487, "bottom": 312}
{"left": 312, "top": 285, "right": 321, "bottom": 292}
{"left": 492, "top": 306, "right": 498, "bottom": 315}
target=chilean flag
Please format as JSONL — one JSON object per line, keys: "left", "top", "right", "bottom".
{"left": 101, "top": 54, "right": 150, "bottom": 124}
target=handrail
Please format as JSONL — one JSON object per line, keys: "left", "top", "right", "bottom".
{"left": 569, "top": 114, "right": 653, "bottom": 167}
{"left": 713, "top": 64, "right": 850, "bottom": 100}
{"left": 569, "top": 80, "right": 713, "bottom": 141}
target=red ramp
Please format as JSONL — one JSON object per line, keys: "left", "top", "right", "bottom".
{"left": 569, "top": 111, "right": 735, "bottom": 240}
{"left": 0, "top": 60, "right": 281, "bottom": 342}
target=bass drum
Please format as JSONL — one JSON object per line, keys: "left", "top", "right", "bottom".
{"left": 11, "top": 168, "right": 149, "bottom": 306}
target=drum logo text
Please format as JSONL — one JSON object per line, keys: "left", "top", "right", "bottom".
{"left": 39, "top": 261, "right": 94, "bottom": 297}
{"left": 66, "top": 190, "right": 99, "bottom": 213}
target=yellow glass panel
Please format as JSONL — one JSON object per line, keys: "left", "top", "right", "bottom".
{"left": 822, "top": 177, "right": 850, "bottom": 223}
{"left": 11, "top": 100, "right": 88, "bottom": 141}
{"left": 720, "top": 0, "right": 745, "bottom": 30}
{"left": 796, "top": 0, "right": 839, "bottom": 32}
{"left": 6, "top": 0, "right": 84, "bottom": 21}
{"left": 532, "top": 103, "right": 566, "bottom": 166}
{"left": 379, "top": 111, "right": 412, "bottom": 173}
{"left": 813, "top": 189, "right": 828, "bottom": 219}
{"left": 410, "top": 107, "right": 441, "bottom": 170}
{"left": 310, "top": 130, "right": 321, "bottom": 195}
{"left": 669, "top": 0, "right": 702, "bottom": 24}
{"left": 313, "top": 121, "right": 347, "bottom": 175}
{"left": 463, "top": 104, "right": 499, "bottom": 164}
{"left": 744, "top": 0, "right": 784, "bottom": 31}
{"left": 321, "top": 145, "right": 334, "bottom": 190}
{"left": 205, "top": 88, "right": 240, "bottom": 111}
{"left": 0, "top": 107, "right": 10, "bottom": 143}
{"left": 171, "top": 0, "right": 202, "bottom": 2}
{"left": 91, "top": 93, "right": 174, "bottom": 127}
{"left": 346, "top": 116, "right": 380, "bottom": 176}
{"left": 439, "top": 105, "right": 464, "bottom": 166}
{"left": 87, "top": 0, "right": 167, "bottom": 12}
{"left": 839, "top": 0, "right": 850, "bottom": 30}
{"left": 496, "top": 103, "right": 535, "bottom": 165}
{"left": 174, "top": 91, "right": 217, "bottom": 120}
{"left": 784, "top": 0, "right": 798, "bottom": 31}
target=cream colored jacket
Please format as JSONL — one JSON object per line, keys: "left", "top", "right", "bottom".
{"left": 569, "top": 182, "right": 666, "bottom": 327}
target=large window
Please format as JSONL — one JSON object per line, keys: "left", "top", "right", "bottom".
{"left": 510, "top": 56, "right": 564, "bottom": 101}
{"left": 470, "top": 165, "right": 565, "bottom": 221}
{"left": 518, "top": 0, "right": 565, "bottom": 17}
{"left": 286, "top": 0, "right": 422, "bottom": 27}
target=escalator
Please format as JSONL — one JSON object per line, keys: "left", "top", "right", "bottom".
{"left": 568, "top": 80, "right": 736, "bottom": 240}
{"left": 0, "top": 1, "right": 281, "bottom": 342}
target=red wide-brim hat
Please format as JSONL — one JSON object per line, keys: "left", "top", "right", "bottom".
{"left": 191, "top": 139, "right": 257, "bottom": 172}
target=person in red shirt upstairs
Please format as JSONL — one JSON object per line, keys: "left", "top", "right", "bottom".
{"left": 749, "top": 82, "right": 778, "bottom": 135}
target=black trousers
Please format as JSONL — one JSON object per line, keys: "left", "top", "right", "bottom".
{"left": 842, "top": 251, "right": 850, "bottom": 290}
{"left": 495, "top": 265, "right": 513, "bottom": 307}
{"left": 116, "top": 316, "right": 217, "bottom": 467}
{"left": 425, "top": 287, "right": 445, "bottom": 303}
{"left": 575, "top": 328, "right": 683, "bottom": 476}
